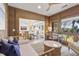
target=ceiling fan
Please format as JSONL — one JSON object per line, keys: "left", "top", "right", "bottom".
{"left": 46, "top": 3, "right": 68, "bottom": 11}
{"left": 46, "top": 3, "right": 59, "bottom": 11}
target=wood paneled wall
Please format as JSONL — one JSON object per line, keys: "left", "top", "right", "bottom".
{"left": 51, "top": 5, "right": 79, "bottom": 20}
{"left": 45, "top": 16, "right": 51, "bottom": 33}
{"left": 8, "top": 5, "right": 79, "bottom": 36}
{"left": 50, "top": 5, "right": 79, "bottom": 32}
{"left": 8, "top": 6, "right": 16, "bottom": 36}
{"left": 8, "top": 6, "right": 50, "bottom": 36}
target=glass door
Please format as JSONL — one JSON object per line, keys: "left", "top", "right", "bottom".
{"left": 19, "top": 18, "right": 45, "bottom": 40}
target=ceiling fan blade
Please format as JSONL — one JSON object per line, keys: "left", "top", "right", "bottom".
{"left": 46, "top": 3, "right": 59, "bottom": 11}
{"left": 46, "top": 5, "right": 51, "bottom": 11}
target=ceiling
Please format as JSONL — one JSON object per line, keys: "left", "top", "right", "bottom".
{"left": 8, "top": 3, "right": 79, "bottom": 16}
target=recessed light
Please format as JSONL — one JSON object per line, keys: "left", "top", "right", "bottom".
{"left": 38, "top": 5, "right": 41, "bottom": 9}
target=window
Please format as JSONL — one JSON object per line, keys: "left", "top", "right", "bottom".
{"left": 19, "top": 18, "right": 45, "bottom": 37}
{"left": 61, "top": 16, "right": 79, "bottom": 34}
{"left": 0, "top": 4, "right": 5, "bottom": 30}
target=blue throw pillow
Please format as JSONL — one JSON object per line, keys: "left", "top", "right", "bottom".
{"left": 13, "top": 38, "right": 18, "bottom": 43}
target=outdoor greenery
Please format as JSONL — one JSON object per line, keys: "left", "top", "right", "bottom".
{"left": 61, "top": 19, "right": 79, "bottom": 34}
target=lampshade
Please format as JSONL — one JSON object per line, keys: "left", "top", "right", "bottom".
{"left": 48, "top": 27, "right": 52, "bottom": 31}
{"left": 12, "top": 29, "right": 15, "bottom": 32}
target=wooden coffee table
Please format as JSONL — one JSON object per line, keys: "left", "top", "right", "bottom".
{"left": 44, "top": 40, "right": 61, "bottom": 56}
